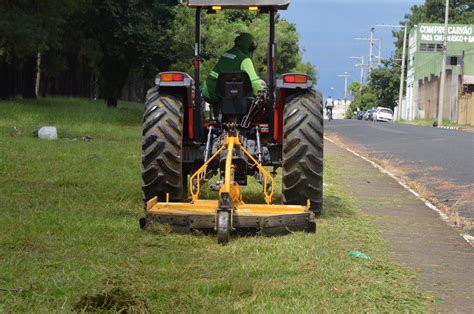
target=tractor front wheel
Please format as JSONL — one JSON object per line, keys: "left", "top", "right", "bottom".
{"left": 282, "top": 90, "right": 324, "bottom": 216}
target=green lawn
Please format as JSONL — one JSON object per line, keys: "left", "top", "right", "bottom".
{"left": 0, "top": 97, "right": 432, "bottom": 312}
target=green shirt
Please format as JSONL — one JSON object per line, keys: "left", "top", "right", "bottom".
{"left": 202, "top": 47, "right": 262, "bottom": 103}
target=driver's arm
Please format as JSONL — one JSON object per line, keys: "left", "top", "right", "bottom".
{"left": 241, "top": 58, "right": 263, "bottom": 95}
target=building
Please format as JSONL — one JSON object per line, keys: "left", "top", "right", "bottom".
{"left": 403, "top": 23, "right": 474, "bottom": 124}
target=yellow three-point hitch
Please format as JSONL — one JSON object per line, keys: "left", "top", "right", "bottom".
{"left": 143, "top": 132, "right": 315, "bottom": 244}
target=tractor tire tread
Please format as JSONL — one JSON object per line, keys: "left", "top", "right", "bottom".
{"left": 141, "top": 89, "right": 185, "bottom": 203}
{"left": 282, "top": 90, "right": 324, "bottom": 215}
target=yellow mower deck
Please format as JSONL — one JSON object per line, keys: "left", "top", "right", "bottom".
{"left": 145, "top": 198, "right": 315, "bottom": 234}
{"left": 141, "top": 134, "right": 316, "bottom": 243}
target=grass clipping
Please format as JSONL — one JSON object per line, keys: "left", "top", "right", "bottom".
{"left": 74, "top": 278, "right": 147, "bottom": 312}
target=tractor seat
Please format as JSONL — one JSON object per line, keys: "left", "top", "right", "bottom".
{"left": 217, "top": 71, "right": 254, "bottom": 115}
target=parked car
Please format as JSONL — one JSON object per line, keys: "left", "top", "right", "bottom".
{"left": 357, "top": 111, "right": 365, "bottom": 120}
{"left": 373, "top": 107, "right": 394, "bottom": 122}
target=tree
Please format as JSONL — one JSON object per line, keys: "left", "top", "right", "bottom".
{"left": 0, "top": 0, "right": 79, "bottom": 99}
{"left": 0, "top": 0, "right": 179, "bottom": 104}
{"left": 368, "top": 60, "right": 400, "bottom": 110}
{"left": 345, "top": 84, "right": 377, "bottom": 118}
{"left": 88, "top": 0, "right": 178, "bottom": 107}
{"left": 168, "top": 7, "right": 317, "bottom": 85}
{"left": 1, "top": 2, "right": 315, "bottom": 104}
{"left": 348, "top": 81, "right": 361, "bottom": 96}
{"left": 346, "top": 58, "right": 399, "bottom": 118}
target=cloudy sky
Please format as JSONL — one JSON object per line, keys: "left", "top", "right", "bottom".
{"left": 282, "top": 0, "right": 424, "bottom": 99}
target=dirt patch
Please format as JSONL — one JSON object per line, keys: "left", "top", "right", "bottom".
{"left": 74, "top": 282, "right": 148, "bottom": 312}
{"left": 372, "top": 158, "right": 473, "bottom": 230}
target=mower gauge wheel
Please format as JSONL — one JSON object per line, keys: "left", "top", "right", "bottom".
{"left": 216, "top": 211, "right": 231, "bottom": 245}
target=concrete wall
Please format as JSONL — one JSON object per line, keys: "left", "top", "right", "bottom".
{"left": 458, "top": 93, "right": 474, "bottom": 126}
{"left": 417, "top": 75, "right": 438, "bottom": 119}
{"left": 416, "top": 70, "right": 456, "bottom": 121}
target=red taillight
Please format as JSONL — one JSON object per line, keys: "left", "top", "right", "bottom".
{"left": 160, "top": 73, "right": 185, "bottom": 82}
{"left": 283, "top": 74, "right": 308, "bottom": 84}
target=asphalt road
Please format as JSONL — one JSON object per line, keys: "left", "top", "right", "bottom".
{"left": 325, "top": 120, "right": 474, "bottom": 228}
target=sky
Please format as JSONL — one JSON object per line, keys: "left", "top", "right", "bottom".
{"left": 281, "top": 0, "right": 424, "bottom": 99}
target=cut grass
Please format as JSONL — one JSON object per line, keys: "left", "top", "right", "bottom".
{"left": 0, "top": 97, "right": 433, "bottom": 312}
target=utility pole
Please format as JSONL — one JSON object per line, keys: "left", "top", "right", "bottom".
{"left": 460, "top": 50, "right": 465, "bottom": 96}
{"left": 398, "top": 23, "right": 408, "bottom": 121}
{"left": 374, "top": 24, "right": 409, "bottom": 121}
{"left": 378, "top": 38, "right": 382, "bottom": 65}
{"left": 437, "top": 0, "right": 450, "bottom": 127}
{"left": 355, "top": 35, "right": 380, "bottom": 76}
{"left": 369, "top": 27, "right": 375, "bottom": 75}
{"left": 350, "top": 56, "right": 365, "bottom": 85}
{"left": 338, "top": 72, "right": 350, "bottom": 101}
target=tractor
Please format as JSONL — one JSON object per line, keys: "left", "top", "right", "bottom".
{"left": 140, "top": 0, "right": 324, "bottom": 244}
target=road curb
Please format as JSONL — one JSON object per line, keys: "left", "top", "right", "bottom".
{"left": 437, "top": 125, "right": 460, "bottom": 130}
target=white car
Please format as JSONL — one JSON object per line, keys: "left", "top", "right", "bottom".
{"left": 373, "top": 107, "right": 393, "bottom": 122}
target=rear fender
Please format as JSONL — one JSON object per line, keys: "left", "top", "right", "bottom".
{"left": 155, "top": 72, "right": 194, "bottom": 141}
{"left": 274, "top": 73, "right": 313, "bottom": 143}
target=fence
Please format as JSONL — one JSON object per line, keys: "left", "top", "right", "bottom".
{"left": 458, "top": 93, "right": 474, "bottom": 126}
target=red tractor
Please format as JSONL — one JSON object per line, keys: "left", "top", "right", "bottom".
{"left": 140, "top": 0, "right": 324, "bottom": 244}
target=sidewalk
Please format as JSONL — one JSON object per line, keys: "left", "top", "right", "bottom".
{"left": 326, "top": 140, "right": 473, "bottom": 313}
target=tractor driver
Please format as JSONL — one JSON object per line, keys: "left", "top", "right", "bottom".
{"left": 202, "top": 33, "right": 266, "bottom": 118}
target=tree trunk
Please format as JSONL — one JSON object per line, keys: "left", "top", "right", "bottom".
{"left": 0, "top": 55, "right": 8, "bottom": 99}
{"left": 100, "top": 54, "right": 130, "bottom": 108}
{"left": 22, "top": 56, "right": 37, "bottom": 99}
{"left": 107, "top": 97, "right": 118, "bottom": 107}
{"left": 0, "top": 53, "right": 18, "bottom": 99}
{"left": 35, "top": 53, "right": 41, "bottom": 97}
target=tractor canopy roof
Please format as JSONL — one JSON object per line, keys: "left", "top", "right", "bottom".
{"left": 182, "top": 0, "right": 290, "bottom": 10}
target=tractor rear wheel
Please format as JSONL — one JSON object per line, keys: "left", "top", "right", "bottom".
{"left": 141, "top": 87, "right": 186, "bottom": 204}
{"left": 282, "top": 90, "right": 324, "bottom": 216}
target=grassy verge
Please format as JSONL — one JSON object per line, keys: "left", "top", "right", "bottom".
{"left": 398, "top": 118, "right": 473, "bottom": 130}
{"left": 0, "top": 97, "right": 432, "bottom": 312}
